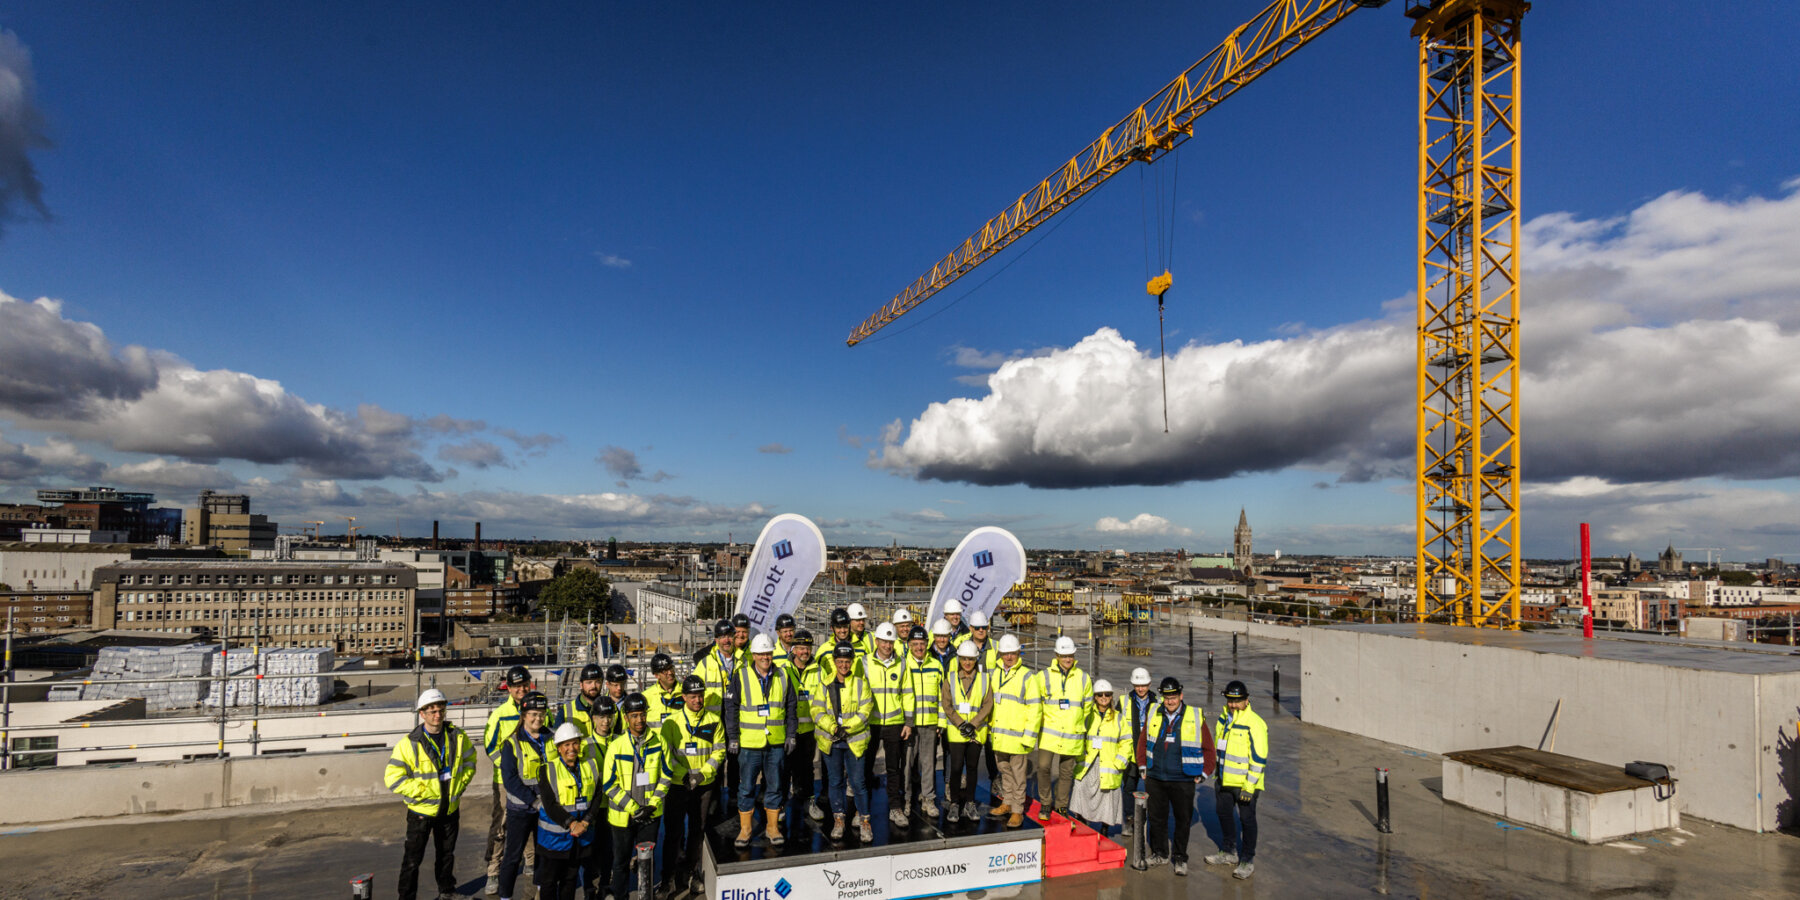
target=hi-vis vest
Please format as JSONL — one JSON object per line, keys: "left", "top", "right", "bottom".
{"left": 502, "top": 728, "right": 550, "bottom": 811}
{"left": 643, "top": 680, "right": 685, "bottom": 729}
{"left": 945, "top": 669, "right": 989, "bottom": 744}
{"left": 735, "top": 664, "right": 791, "bottom": 748}
{"left": 387, "top": 724, "right": 477, "bottom": 816}
{"left": 602, "top": 728, "right": 673, "bottom": 827}
{"left": 820, "top": 632, "right": 864, "bottom": 666}
{"left": 694, "top": 647, "right": 744, "bottom": 718}
{"left": 536, "top": 750, "right": 602, "bottom": 852}
{"left": 952, "top": 634, "right": 1002, "bottom": 670}
{"left": 1077, "top": 707, "right": 1131, "bottom": 791}
{"left": 556, "top": 694, "right": 617, "bottom": 756}
{"left": 661, "top": 705, "right": 725, "bottom": 786}
{"left": 813, "top": 672, "right": 873, "bottom": 758}
{"left": 1036, "top": 665, "right": 1094, "bottom": 756}
{"left": 1216, "top": 705, "right": 1269, "bottom": 794}
{"left": 1147, "top": 703, "right": 1207, "bottom": 778}
{"left": 786, "top": 658, "right": 819, "bottom": 734}
{"left": 904, "top": 652, "right": 945, "bottom": 728}
{"left": 863, "top": 653, "right": 907, "bottom": 726}
{"left": 988, "top": 663, "right": 1041, "bottom": 755}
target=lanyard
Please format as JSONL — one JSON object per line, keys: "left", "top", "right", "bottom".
{"left": 682, "top": 707, "right": 700, "bottom": 736}
{"left": 752, "top": 665, "right": 774, "bottom": 701}
{"left": 567, "top": 754, "right": 584, "bottom": 795}
{"left": 419, "top": 728, "right": 448, "bottom": 773}
{"left": 1158, "top": 706, "right": 1183, "bottom": 744}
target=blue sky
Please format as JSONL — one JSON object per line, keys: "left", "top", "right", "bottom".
{"left": 2, "top": 1, "right": 1799, "bottom": 557}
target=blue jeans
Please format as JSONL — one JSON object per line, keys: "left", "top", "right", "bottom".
{"left": 738, "top": 745, "right": 787, "bottom": 811}
{"left": 824, "top": 743, "right": 869, "bottom": 817}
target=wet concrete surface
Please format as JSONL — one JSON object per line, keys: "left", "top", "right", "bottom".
{"left": 3, "top": 624, "right": 1797, "bottom": 898}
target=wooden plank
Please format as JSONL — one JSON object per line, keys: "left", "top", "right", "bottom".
{"left": 1445, "top": 745, "right": 1672, "bottom": 795}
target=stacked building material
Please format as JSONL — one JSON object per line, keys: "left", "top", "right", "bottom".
{"left": 202, "top": 647, "right": 336, "bottom": 708}
{"left": 77, "top": 645, "right": 215, "bottom": 709}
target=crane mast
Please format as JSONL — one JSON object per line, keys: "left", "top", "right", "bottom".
{"left": 850, "top": 0, "right": 1529, "bottom": 628}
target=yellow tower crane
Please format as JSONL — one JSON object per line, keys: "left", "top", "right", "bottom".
{"left": 846, "top": 0, "right": 1528, "bottom": 628}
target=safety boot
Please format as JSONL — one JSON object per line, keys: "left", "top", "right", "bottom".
{"left": 987, "top": 802, "right": 1011, "bottom": 819}
{"left": 764, "top": 806, "right": 785, "bottom": 846}
{"left": 734, "top": 810, "right": 754, "bottom": 849}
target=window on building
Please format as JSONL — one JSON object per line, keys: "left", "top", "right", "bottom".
{"left": 10, "top": 736, "right": 58, "bottom": 769}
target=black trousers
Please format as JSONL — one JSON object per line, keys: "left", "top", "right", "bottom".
{"left": 398, "top": 808, "right": 459, "bottom": 900}
{"left": 945, "top": 740, "right": 983, "bottom": 806}
{"left": 582, "top": 823, "right": 614, "bottom": 898}
{"left": 786, "top": 731, "right": 818, "bottom": 801}
{"left": 864, "top": 721, "right": 905, "bottom": 798}
{"left": 1145, "top": 777, "right": 1197, "bottom": 864}
{"left": 536, "top": 852, "right": 584, "bottom": 900}
{"left": 496, "top": 810, "right": 536, "bottom": 898}
{"left": 663, "top": 783, "right": 714, "bottom": 880}
{"left": 1216, "top": 785, "right": 1260, "bottom": 861}
{"left": 610, "top": 816, "right": 659, "bottom": 900}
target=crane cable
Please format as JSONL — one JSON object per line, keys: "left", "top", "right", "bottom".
{"left": 1141, "top": 145, "right": 1181, "bottom": 433}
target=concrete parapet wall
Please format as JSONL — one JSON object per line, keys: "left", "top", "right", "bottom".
{"left": 0, "top": 746, "right": 495, "bottom": 827}
{"left": 1301, "top": 624, "right": 1800, "bottom": 832}
{"left": 1165, "top": 610, "right": 1300, "bottom": 643}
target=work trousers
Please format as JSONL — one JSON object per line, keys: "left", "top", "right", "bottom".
{"left": 864, "top": 721, "right": 905, "bottom": 797}
{"left": 909, "top": 725, "right": 940, "bottom": 808}
{"left": 1033, "top": 749, "right": 1081, "bottom": 812}
{"left": 535, "top": 851, "right": 587, "bottom": 900}
{"left": 663, "top": 782, "right": 714, "bottom": 881}
{"left": 1145, "top": 777, "right": 1197, "bottom": 864}
{"left": 496, "top": 809, "right": 536, "bottom": 899}
{"left": 1122, "top": 764, "right": 1141, "bottom": 828}
{"left": 824, "top": 744, "right": 869, "bottom": 819}
{"left": 994, "top": 751, "right": 1030, "bottom": 815}
{"left": 485, "top": 788, "right": 505, "bottom": 876}
{"left": 984, "top": 743, "right": 1002, "bottom": 803}
{"left": 609, "top": 816, "right": 659, "bottom": 900}
{"left": 945, "top": 740, "right": 984, "bottom": 807}
{"left": 738, "top": 745, "right": 786, "bottom": 811}
{"left": 397, "top": 808, "right": 459, "bottom": 900}
{"left": 1216, "top": 785, "right": 1260, "bottom": 862}
{"left": 786, "top": 731, "right": 818, "bottom": 802}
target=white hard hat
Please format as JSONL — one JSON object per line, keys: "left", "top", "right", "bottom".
{"left": 892, "top": 609, "right": 913, "bottom": 624}
{"left": 944, "top": 598, "right": 964, "bottom": 615}
{"left": 847, "top": 603, "right": 868, "bottom": 621}
{"left": 997, "top": 634, "right": 1021, "bottom": 654}
{"left": 750, "top": 634, "right": 775, "bottom": 654}
{"left": 1130, "top": 667, "right": 1151, "bottom": 686}
{"left": 874, "top": 622, "right": 898, "bottom": 642}
{"left": 968, "top": 610, "right": 990, "bottom": 628}
{"left": 1055, "top": 636, "right": 1077, "bottom": 656}
{"left": 415, "top": 688, "right": 448, "bottom": 711}
{"left": 552, "top": 722, "right": 583, "bottom": 745}
{"left": 1094, "top": 679, "right": 1115, "bottom": 694}
{"left": 957, "top": 642, "right": 980, "bottom": 659}
{"left": 932, "top": 618, "right": 954, "bottom": 636}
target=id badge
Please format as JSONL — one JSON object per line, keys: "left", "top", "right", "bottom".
{"left": 635, "top": 771, "right": 650, "bottom": 787}
{"left": 1090, "top": 736, "right": 1103, "bottom": 750}
{"left": 439, "top": 770, "right": 451, "bottom": 783}
{"left": 1059, "top": 699, "right": 1070, "bottom": 710}
{"left": 1164, "top": 733, "right": 1176, "bottom": 745}
{"left": 573, "top": 800, "right": 588, "bottom": 816}
{"left": 957, "top": 702, "right": 973, "bottom": 715}
{"left": 757, "top": 704, "right": 770, "bottom": 718}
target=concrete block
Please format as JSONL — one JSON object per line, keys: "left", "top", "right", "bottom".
{"left": 1504, "top": 776, "right": 1567, "bottom": 835}
{"left": 1587, "top": 789, "right": 1638, "bottom": 843}
{"left": 1567, "top": 791, "right": 1592, "bottom": 843}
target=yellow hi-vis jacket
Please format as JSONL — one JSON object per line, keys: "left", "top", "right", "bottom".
{"left": 951, "top": 634, "right": 1002, "bottom": 670}
{"left": 863, "top": 651, "right": 908, "bottom": 726}
{"left": 483, "top": 696, "right": 522, "bottom": 783}
{"left": 693, "top": 645, "right": 745, "bottom": 719}
{"left": 1077, "top": 705, "right": 1131, "bottom": 791}
{"left": 1036, "top": 664, "right": 1094, "bottom": 756}
{"left": 660, "top": 704, "right": 726, "bottom": 787}
{"left": 987, "top": 662, "right": 1040, "bottom": 755}
{"left": 555, "top": 694, "right": 618, "bottom": 756}
{"left": 812, "top": 669, "right": 874, "bottom": 758}
{"left": 729, "top": 662, "right": 796, "bottom": 749}
{"left": 387, "top": 723, "right": 477, "bottom": 816}
{"left": 819, "top": 631, "right": 864, "bottom": 666}
{"left": 1216, "top": 704, "right": 1269, "bottom": 794}
{"left": 903, "top": 651, "right": 945, "bottom": 728}
{"left": 642, "top": 679, "right": 685, "bottom": 730}
{"left": 602, "top": 727, "right": 674, "bottom": 827}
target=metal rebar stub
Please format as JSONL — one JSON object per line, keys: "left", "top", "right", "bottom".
{"left": 1376, "top": 767, "right": 1393, "bottom": 834}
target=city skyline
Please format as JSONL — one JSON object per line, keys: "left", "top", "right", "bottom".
{"left": 2, "top": 3, "right": 1798, "bottom": 556}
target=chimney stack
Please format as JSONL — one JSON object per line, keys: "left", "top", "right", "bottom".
{"left": 431, "top": 520, "right": 439, "bottom": 550}
{"left": 474, "top": 521, "right": 482, "bottom": 551}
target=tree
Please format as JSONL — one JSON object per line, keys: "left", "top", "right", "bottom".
{"left": 698, "top": 593, "right": 734, "bottom": 621}
{"left": 846, "top": 560, "right": 927, "bottom": 587}
{"left": 537, "top": 568, "right": 612, "bottom": 621}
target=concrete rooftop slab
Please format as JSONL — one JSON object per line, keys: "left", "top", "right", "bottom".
{"left": 1328, "top": 622, "right": 1800, "bottom": 675}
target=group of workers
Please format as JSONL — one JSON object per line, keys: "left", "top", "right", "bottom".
{"left": 385, "top": 600, "right": 1270, "bottom": 900}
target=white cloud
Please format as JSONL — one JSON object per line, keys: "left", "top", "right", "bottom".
{"left": 0, "top": 430, "right": 102, "bottom": 482}
{"left": 1095, "top": 513, "right": 1192, "bottom": 537}
{"left": 437, "top": 439, "right": 510, "bottom": 470}
{"left": 597, "top": 252, "right": 632, "bottom": 269}
{"left": 877, "top": 181, "right": 1800, "bottom": 490}
{"left": 101, "top": 458, "right": 238, "bottom": 491}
